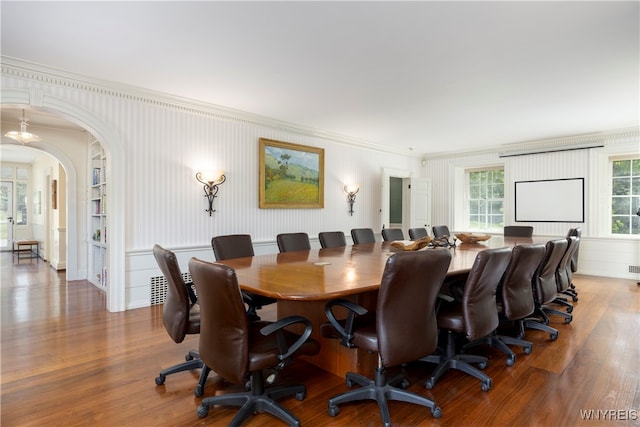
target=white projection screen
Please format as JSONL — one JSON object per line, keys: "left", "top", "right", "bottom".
{"left": 515, "top": 178, "right": 584, "bottom": 222}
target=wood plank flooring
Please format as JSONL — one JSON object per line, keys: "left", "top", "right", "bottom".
{"left": 1, "top": 252, "right": 639, "bottom": 426}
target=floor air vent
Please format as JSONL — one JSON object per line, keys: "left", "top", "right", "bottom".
{"left": 629, "top": 266, "right": 640, "bottom": 274}
{"left": 150, "top": 272, "right": 192, "bottom": 305}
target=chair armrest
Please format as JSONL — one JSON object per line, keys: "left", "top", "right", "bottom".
{"left": 435, "top": 292, "right": 454, "bottom": 313}
{"left": 438, "top": 293, "right": 454, "bottom": 303}
{"left": 185, "top": 281, "right": 198, "bottom": 306}
{"left": 324, "top": 298, "right": 368, "bottom": 348}
{"left": 260, "top": 315, "right": 313, "bottom": 362}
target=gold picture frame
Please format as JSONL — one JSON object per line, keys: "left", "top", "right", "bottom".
{"left": 259, "top": 138, "right": 324, "bottom": 208}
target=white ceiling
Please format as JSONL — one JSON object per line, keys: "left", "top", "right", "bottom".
{"left": 1, "top": 1, "right": 638, "bottom": 158}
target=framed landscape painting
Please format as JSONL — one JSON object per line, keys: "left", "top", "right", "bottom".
{"left": 259, "top": 138, "right": 324, "bottom": 208}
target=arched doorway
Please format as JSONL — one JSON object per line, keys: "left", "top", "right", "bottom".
{"left": 2, "top": 93, "right": 125, "bottom": 312}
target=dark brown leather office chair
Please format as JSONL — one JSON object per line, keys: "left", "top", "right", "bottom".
{"left": 431, "top": 225, "right": 454, "bottom": 246}
{"left": 531, "top": 239, "right": 573, "bottom": 325}
{"left": 322, "top": 249, "right": 452, "bottom": 423}
{"left": 567, "top": 227, "right": 581, "bottom": 273}
{"left": 553, "top": 236, "right": 578, "bottom": 311}
{"left": 152, "top": 244, "right": 210, "bottom": 397}
{"left": 464, "top": 244, "right": 545, "bottom": 365}
{"left": 381, "top": 228, "right": 404, "bottom": 241}
{"left": 189, "top": 258, "right": 320, "bottom": 426}
{"left": 276, "top": 232, "right": 311, "bottom": 252}
{"left": 432, "top": 225, "right": 451, "bottom": 239}
{"left": 499, "top": 243, "right": 560, "bottom": 341}
{"left": 351, "top": 228, "right": 376, "bottom": 244}
{"left": 211, "top": 234, "right": 277, "bottom": 321}
{"left": 564, "top": 227, "right": 582, "bottom": 301}
{"left": 503, "top": 226, "right": 534, "bottom": 238}
{"left": 422, "top": 247, "right": 512, "bottom": 391}
{"left": 408, "top": 227, "right": 429, "bottom": 240}
{"left": 318, "top": 231, "right": 347, "bottom": 248}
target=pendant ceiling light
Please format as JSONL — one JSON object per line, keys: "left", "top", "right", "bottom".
{"left": 4, "top": 110, "right": 41, "bottom": 144}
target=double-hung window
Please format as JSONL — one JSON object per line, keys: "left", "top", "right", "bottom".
{"left": 467, "top": 168, "right": 504, "bottom": 231}
{"left": 611, "top": 158, "right": 640, "bottom": 235}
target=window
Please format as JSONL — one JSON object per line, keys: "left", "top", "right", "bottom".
{"left": 15, "top": 182, "right": 28, "bottom": 225}
{"left": 468, "top": 169, "right": 504, "bottom": 230}
{"left": 611, "top": 158, "right": 640, "bottom": 235}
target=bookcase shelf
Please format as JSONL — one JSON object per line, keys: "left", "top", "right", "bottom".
{"left": 88, "top": 138, "right": 107, "bottom": 289}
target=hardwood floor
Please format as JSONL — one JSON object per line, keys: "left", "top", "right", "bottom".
{"left": 1, "top": 252, "right": 638, "bottom": 426}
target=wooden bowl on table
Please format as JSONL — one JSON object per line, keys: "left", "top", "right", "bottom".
{"left": 455, "top": 233, "right": 491, "bottom": 244}
{"left": 390, "top": 236, "right": 432, "bottom": 251}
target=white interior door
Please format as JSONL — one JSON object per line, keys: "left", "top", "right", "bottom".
{"left": 410, "top": 177, "right": 432, "bottom": 234}
{"left": 0, "top": 181, "right": 14, "bottom": 250}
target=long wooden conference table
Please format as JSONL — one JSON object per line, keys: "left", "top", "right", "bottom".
{"left": 217, "top": 236, "right": 534, "bottom": 378}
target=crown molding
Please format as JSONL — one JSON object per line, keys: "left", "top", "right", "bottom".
{"left": 2, "top": 56, "right": 420, "bottom": 158}
{"left": 426, "top": 127, "right": 639, "bottom": 160}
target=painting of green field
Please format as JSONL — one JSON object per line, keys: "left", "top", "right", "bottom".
{"left": 259, "top": 138, "right": 324, "bottom": 208}
{"left": 263, "top": 146, "right": 320, "bottom": 204}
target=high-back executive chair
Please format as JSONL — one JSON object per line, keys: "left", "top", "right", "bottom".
{"left": 531, "top": 239, "right": 573, "bottom": 325}
{"left": 351, "top": 228, "right": 376, "bottom": 244}
{"left": 432, "top": 225, "right": 451, "bottom": 239}
{"left": 408, "top": 227, "right": 429, "bottom": 240}
{"left": 463, "top": 244, "right": 545, "bottom": 365}
{"left": 552, "top": 236, "right": 578, "bottom": 311}
{"left": 431, "top": 225, "right": 455, "bottom": 246}
{"left": 503, "top": 226, "right": 534, "bottom": 238}
{"left": 211, "top": 234, "right": 277, "bottom": 321}
{"left": 319, "top": 231, "right": 347, "bottom": 248}
{"left": 499, "top": 243, "right": 559, "bottom": 341}
{"left": 276, "top": 232, "right": 311, "bottom": 253}
{"left": 152, "top": 244, "right": 211, "bottom": 397}
{"left": 564, "top": 227, "right": 582, "bottom": 301}
{"left": 189, "top": 258, "right": 320, "bottom": 426}
{"left": 381, "top": 228, "right": 404, "bottom": 241}
{"left": 322, "top": 249, "right": 452, "bottom": 424}
{"left": 421, "top": 247, "right": 512, "bottom": 391}
{"left": 567, "top": 227, "right": 582, "bottom": 273}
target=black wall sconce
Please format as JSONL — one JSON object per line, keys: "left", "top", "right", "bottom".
{"left": 196, "top": 170, "right": 226, "bottom": 216}
{"left": 343, "top": 184, "right": 359, "bottom": 216}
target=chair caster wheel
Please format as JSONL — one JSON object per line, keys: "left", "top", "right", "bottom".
{"left": 425, "top": 378, "right": 435, "bottom": 390}
{"left": 155, "top": 375, "right": 165, "bottom": 385}
{"left": 506, "top": 356, "right": 515, "bottom": 366}
{"left": 295, "top": 390, "right": 306, "bottom": 401}
{"left": 572, "top": 296, "right": 579, "bottom": 302}
{"left": 346, "top": 379, "right": 354, "bottom": 388}
{"left": 194, "top": 386, "right": 204, "bottom": 397}
{"left": 524, "top": 345, "right": 533, "bottom": 355}
{"left": 431, "top": 406, "right": 442, "bottom": 418}
{"left": 400, "top": 379, "right": 410, "bottom": 389}
{"left": 328, "top": 404, "right": 339, "bottom": 417}
{"left": 197, "top": 405, "right": 209, "bottom": 418}
{"left": 481, "top": 380, "right": 492, "bottom": 391}
{"left": 565, "top": 315, "right": 573, "bottom": 324}
{"left": 185, "top": 354, "right": 194, "bottom": 361}
{"left": 567, "top": 306, "right": 573, "bottom": 313}
{"left": 477, "top": 362, "right": 487, "bottom": 370}
{"left": 550, "top": 332, "right": 558, "bottom": 341}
